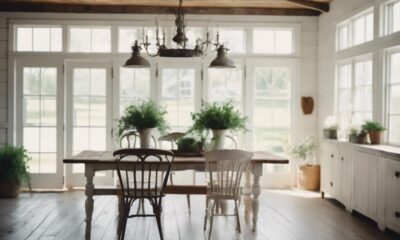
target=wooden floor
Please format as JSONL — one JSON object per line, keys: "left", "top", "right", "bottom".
{"left": 0, "top": 190, "right": 398, "bottom": 240}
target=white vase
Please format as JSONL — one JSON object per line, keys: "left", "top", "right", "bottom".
{"left": 211, "top": 129, "right": 227, "bottom": 150}
{"left": 138, "top": 128, "right": 154, "bottom": 149}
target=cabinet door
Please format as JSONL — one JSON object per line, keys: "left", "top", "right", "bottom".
{"left": 321, "top": 142, "right": 336, "bottom": 196}
{"left": 385, "top": 158, "right": 400, "bottom": 232}
{"left": 353, "top": 151, "right": 377, "bottom": 220}
{"left": 339, "top": 147, "right": 354, "bottom": 208}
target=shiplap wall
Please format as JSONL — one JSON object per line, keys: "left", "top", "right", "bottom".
{"left": 0, "top": 15, "right": 7, "bottom": 146}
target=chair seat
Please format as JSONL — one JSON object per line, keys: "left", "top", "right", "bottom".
{"left": 206, "top": 182, "right": 242, "bottom": 199}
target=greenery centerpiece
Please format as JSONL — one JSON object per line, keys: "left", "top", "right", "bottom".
{"left": 176, "top": 136, "right": 204, "bottom": 153}
{"left": 190, "top": 102, "right": 247, "bottom": 149}
{"left": 118, "top": 100, "right": 168, "bottom": 148}
{"left": 361, "top": 120, "right": 386, "bottom": 145}
{"left": 0, "top": 145, "right": 31, "bottom": 198}
{"left": 287, "top": 137, "right": 320, "bottom": 191}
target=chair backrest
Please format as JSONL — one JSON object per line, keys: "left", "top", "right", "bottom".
{"left": 158, "top": 132, "right": 185, "bottom": 149}
{"left": 204, "top": 150, "right": 253, "bottom": 197}
{"left": 120, "top": 130, "right": 158, "bottom": 149}
{"left": 113, "top": 148, "right": 174, "bottom": 198}
{"left": 224, "top": 135, "right": 238, "bottom": 149}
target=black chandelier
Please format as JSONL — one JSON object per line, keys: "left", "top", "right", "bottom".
{"left": 124, "top": 0, "right": 235, "bottom": 68}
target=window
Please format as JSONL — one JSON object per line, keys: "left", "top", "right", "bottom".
{"left": 253, "top": 67, "right": 291, "bottom": 153}
{"left": 16, "top": 26, "right": 62, "bottom": 52}
{"left": 208, "top": 67, "right": 243, "bottom": 110}
{"left": 336, "top": 56, "right": 373, "bottom": 133}
{"left": 69, "top": 27, "right": 111, "bottom": 52}
{"left": 161, "top": 68, "right": 195, "bottom": 131}
{"left": 215, "top": 28, "right": 245, "bottom": 54}
{"left": 336, "top": 8, "right": 374, "bottom": 51}
{"left": 387, "top": 50, "right": 400, "bottom": 145}
{"left": 382, "top": 0, "right": 400, "bottom": 36}
{"left": 23, "top": 67, "right": 57, "bottom": 173}
{"left": 119, "top": 68, "right": 150, "bottom": 113}
{"left": 253, "top": 28, "right": 293, "bottom": 54}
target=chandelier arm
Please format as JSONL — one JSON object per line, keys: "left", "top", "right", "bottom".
{"left": 143, "top": 45, "right": 160, "bottom": 57}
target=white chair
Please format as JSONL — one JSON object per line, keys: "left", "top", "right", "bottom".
{"left": 203, "top": 150, "right": 253, "bottom": 239}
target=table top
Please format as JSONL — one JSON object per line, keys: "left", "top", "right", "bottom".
{"left": 63, "top": 150, "right": 289, "bottom": 165}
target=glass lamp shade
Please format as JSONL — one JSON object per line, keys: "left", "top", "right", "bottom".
{"left": 209, "top": 45, "right": 236, "bottom": 68}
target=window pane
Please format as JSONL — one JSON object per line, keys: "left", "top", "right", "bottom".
{"left": 92, "top": 28, "right": 111, "bottom": 52}
{"left": 90, "top": 69, "right": 106, "bottom": 96}
{"left": 390, "top": 85, "right": 400, "bottom": 114}
{"left": 70, "top": 27, "right": 91, "bottom": 52}
{"left": 339, "top": 64, "right": 352, "bottom": 88}
{"left": 394, "top": 2, "right": 400, "bottom": 33}
{"left": 338, "top": 24, "right": 349, "bottom": 50}
{"left": 73, "top": 68, "right": 90, "bottom": 96}
{"left": 182, "top": 27, "right": 203, "bottom": 49}
{"left": 17, "top": 27, "right": 32, "bottom": 51}
{"left": 73, "top": 97, "right": 90, "bottom": 126}
{"left": 33, "top": 28, "right": 50, "bottom": 51}
{"left": 208, "top": 67, "right": 242, "bottom": 109}
{"left": 389, "top": 115, "right": 400, "bottom": 144}
{"left": 161, "top": 68, "right": 195, "bottom": 131}
{"left": 218, "top": 28, "right": 245, "bottom": 54}
{"left": 353, "top": 16, "right": 365, "bottom": 45}
{"left": 275, "top": 30, "right": 292, "bottom": 54}
{"left": 253, "top": 29, "right": 274, "bottom": 53}
{"left": 40, "top": 127, "right": 56, "bottom": 152}
{"left": 23, "top": 67, "right": 41, "bottom": 95}
{"left": 365, "top": 13, "right": 373, "bottom": 41}
{"left": 50, "top": 28, "right": 62, "bottom": 52}
{"left": 119, "top": 68, "right": 150, "bottom": 113}
{"left": 41, "top": 68, "right": 57, "bottom": 95}
{"left": 41, "top": 97, "right": 57, "bottom": 126}
{"left": 390, "top": 52, "right": 400, "bottom": 83}
{"left": 90, "top": 97, "right": 106, "bottom": 126}
{"left": 24, "top": 127, "right": 39, "bottom": 152}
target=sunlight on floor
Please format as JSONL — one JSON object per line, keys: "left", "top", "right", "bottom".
{"left": 266, "top": 188, "right": 321, "bottom": 199}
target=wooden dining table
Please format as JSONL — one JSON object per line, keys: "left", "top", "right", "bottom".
{"left": 64, "top": 150, "right": 289, "bottom": 240}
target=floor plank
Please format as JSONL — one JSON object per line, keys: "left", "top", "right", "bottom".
{"left": 0, "top": 190, "right": 398, "bottom": 240}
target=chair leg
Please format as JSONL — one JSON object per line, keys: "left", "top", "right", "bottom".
{"left": 203, "top": 197, "right": 210, "bottom": 230}
{"left": 154, "top": 198, "right": 164, "bottom": 240}
{"left": 119, "top": 202, "right": 130, "bottom": 240}
{"left": 186, "top": 194, "right": 191, "bottom": 213}
{"left": 234, "top": 200, "right": 241, "bottom": 233}
{"left": 117, "top": 195, "right": 123, "bottom": 235}
{"left": 208, "top": 201, "right": 216, "bottom": 240}
{"left": 169, "top": 173, "right": 174, "bottom": 185}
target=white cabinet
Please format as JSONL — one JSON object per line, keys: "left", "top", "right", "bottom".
{"left": 353, "top": 150, "right": 378, "bottom": 221}
{"left": 384, "top": 157, "right": 400, "bottom": 233}
{"left": 338, "top": 147, "right": 354, "bottom": 210}
{"left": 321, "top": 142, "right": 338, "bottom": 197}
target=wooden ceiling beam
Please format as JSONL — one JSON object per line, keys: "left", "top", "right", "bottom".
{"left": 286, "top": 0, "right": 329, "bottom": 13}
{"left": 0, "top": 2, "right": 321, "bottom": 16}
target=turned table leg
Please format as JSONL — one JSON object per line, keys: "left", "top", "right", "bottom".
{"left": 243, "top": 167, "right": 252, "bottom": 223}
{"left": 85, "top": 164, "right": 95, "bottom": 240}
{"left": 252, "top": 163, "right": 262, "bottom": 231}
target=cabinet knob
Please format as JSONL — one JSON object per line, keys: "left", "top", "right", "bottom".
{"left": 395, "top": 171, "right": 400, "bottom": 178}
{"left": 330, "top": 182, "right": 333, "bottom": 187}
{"left": 341, "top": 157, "right": 344, "bottom": 161}
{"left": 331, "top": 154, "right": 334, "bottom": 158}
{"left": 395, "top": 212, "right": 400, "bottom": 218}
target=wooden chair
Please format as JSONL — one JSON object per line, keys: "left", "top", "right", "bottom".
{"left": 114, "top": 148, "right": 174, "bottom": 240}
{"left": 158, "top": 132, "right": 193, "bottom": 212}
{"left": 203, "top": 150, "right": 253, "bottom": 239}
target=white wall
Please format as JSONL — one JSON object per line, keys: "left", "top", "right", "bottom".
{"left": 0, "top": 15, "right": 7, "bottom": 146}
{"left": 317, "top": 0, "right": 400, "bottom": 139}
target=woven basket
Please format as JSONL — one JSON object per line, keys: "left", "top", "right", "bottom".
{"left": 297, "top": 165, "right": 320, "bottom": 191}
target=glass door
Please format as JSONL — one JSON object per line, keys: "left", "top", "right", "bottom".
{"left": 15, "top": 58, "right": 64, "bottom": 189}
{"left": 65, "top": 61, "right": 113, "bottom": 187}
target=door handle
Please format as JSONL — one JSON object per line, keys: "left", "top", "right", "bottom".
{"left": 341, "top": 157, "right": 344, "bottom": 161}
{"left": 395, "top": 171, "right": 400, "bottom": 178}
{"left": 331, "top": 154, "right": 334, "bottom": 158}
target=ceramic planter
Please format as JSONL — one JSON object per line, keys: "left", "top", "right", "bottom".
{"left": 211, "top": 129, "right": 227, "bottom": 150}
{"left": 138, "top": 128, "right": 154, "bottom": 148}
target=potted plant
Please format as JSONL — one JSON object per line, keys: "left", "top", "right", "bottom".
{"left": 348, "top": 124, "right": 361, "bottom": 143}
{"left": 322, "top": 116, "right": 339, "bottom": 140}
{"left": 0, "top": 145, "right": 31, "bottom": 198}
{"left": 190, "top": 102, "right": 247, "bottom": 149}
{"left": 118, "top": 100, "right": 168, "bottom": 148}
{"left": 361, "top": 120, "right": 386, "bottom": 145}
{"left": 176, "top": 137, "right": 204, "bottom": 153}
{"left": 287, "top": 137, "right": 319, "bottom": 191}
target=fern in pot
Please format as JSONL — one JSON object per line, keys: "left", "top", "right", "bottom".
{"left": 190, "top": 102, "right": 247, "bottom": 149}
{"left": 0, "top": 145, "right": 31, "bottom": 198}
{"left": 118, "top": 100, "right": 168, "bottom": 148}
{"left": 287, "top": 137, "right": 320, "bottom": 191}
{"left": 361, "top": 120, "right": 386, "bottom": 145}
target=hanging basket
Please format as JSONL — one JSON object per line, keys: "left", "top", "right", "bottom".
{"left": 297, "top": 164, "right": 320, "bottom": 191}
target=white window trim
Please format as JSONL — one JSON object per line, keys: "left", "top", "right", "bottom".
{"left": 380, "top": 0, "right": 400, "bottom": 36}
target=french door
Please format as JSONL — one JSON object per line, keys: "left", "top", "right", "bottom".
{"left": 15, "top": 58, "right": 64, "bottom": 189}
{"left": 65, "top": 60, "right": 114, "bottom": 187}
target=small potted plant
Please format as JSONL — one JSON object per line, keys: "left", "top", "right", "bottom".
{"left": 190, "top": 102, "right": 247, "bottom": 149}
{"left": 322, "top": 116, "right": 339, "bottom": 140}
{"left": 0, "top": 145, "right": 31, "bottom": 198}
{"left": 361, "top": 120, "right": 386, "bottom": 145}
{"left": 348, "top": 124, "right": 360, "bottom": 143}
{"left": 118, "top": 100, "right": 168, "bottom": 148}
{"left": 287, "top": 137, "right": 319, "bottom": 191}
{"left": 176, "top": 137, "right": 204, "bottom": 153}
